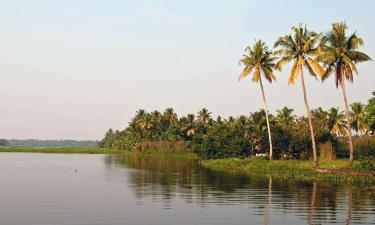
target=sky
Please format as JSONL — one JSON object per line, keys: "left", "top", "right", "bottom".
{"left": 0, "top": 0, "right": 374, "bottom": 140}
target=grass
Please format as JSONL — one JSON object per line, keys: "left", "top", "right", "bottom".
{"left": 202, "top": 158, "right": 375, "bottom": 187}
{"left": 0, "top": 147, "right": 122, "bottom": 154}
{"left": 0, "top": 147, "right": 195, "bottom": 158}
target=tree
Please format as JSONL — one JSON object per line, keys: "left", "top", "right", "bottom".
{"left": 326, "top": 107, "right": 346, "bottom": 136}
{"left": 0, "top": 139, "right": 8, "bottom": 146}
{"left": 239, "top": 40, "right": 276, "bottom": 160}
{"left": 197, "top": 108, "right": 211, "bottom": 124}
{"left": 274, "top": 24, "right": 324, "bottom": 168}
{"left": 181, "top": 114, "right": 196, "bottom": 139}
{"left": 350, "top": 102, "right": 368, "bottom": 135}
{"left": 317, "top": 22, "right": 372, "bottom": 166}
{"left": 365, "top": 91, "right": 375, "bottom": 134}
{"left": 276, "top": 107, "right": 296, "bottom": 126}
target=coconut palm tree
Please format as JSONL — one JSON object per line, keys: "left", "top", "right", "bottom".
{"left": 317, "top": 22, "right": 372, "bottom": 166}
{"left": 350, "top": 102, "right": 368, "bottom": 135}
{"left": 274, "top": 24, "right": 324, "bottom": 168}
{"left": 276, "top": 106, "right": 295, "bottom": 126}
{"left": 327, "top": 107, "right": 346, "bottom": 136}
{"left": 138, "top": 114, "right": 155, "bottom": 139}
{"left": 197, "top": 108, "right": 211, "bottom": 124}
{"left": 163, "top": 108, "right": 178, "bottom": 125}
{"left": 181, "top": 114, "right": 196, "bottom": 138}
{"left": 239, "top": 40, "right": 276, "bottom": 160}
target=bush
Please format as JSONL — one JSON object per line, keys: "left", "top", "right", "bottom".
{"left": 352, "top": 161, "right": 375, "bottom": 171}
{"left": 133, "top": 140, "right": 189, "bottom": 153}
{"left": 337, "top": 136, "right": 375, "bottom": 160}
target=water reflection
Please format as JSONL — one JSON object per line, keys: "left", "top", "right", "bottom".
{"left": 105, "top": 154, "right": 375, "bottom": 224}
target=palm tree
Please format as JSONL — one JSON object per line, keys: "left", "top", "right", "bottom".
{"left": 327, "top": 107, "right": 346, "bottom": 136}
{"left": 317, "top": 22, "right": 372, "bottom": 166}
{"left": 350, "top": 102, "right": 368, "bottom": 135}
{"left": 274, "top": 24, "right": 324, "bottom": 168}
{"left": 163, "top": 108, "right": 178, "bottom": 125}
{"left": 181, "top": 114, "right": 196, "bottom": 138}
{"left": 239, "top": 40, "right": 276, "bottom": 160}
{"left": 276, "top": 106, "right": 295, "bottom": 126}
{"left": 197, "top": 108, "right": 211, "bottom": 124}
{"left": 138, "top": 114, "right": 154, "bottom": 139}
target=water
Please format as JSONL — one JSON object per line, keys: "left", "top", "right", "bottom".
{"left": 0, "top": 153, "right": 374, "bottom": 225}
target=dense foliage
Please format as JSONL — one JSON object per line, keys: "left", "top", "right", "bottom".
{"left": 100, "top": 22, "right": 373, "bottom": 164}
{"left": 99, "top": 91, "right": 375, "bottom": 160}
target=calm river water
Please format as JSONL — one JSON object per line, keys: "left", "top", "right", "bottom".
{"left": 0, "top": 153, "right": 374, "bottom": 225}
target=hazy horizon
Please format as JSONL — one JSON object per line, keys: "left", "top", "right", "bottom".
{"left": 1, "top": 0, "right": 374, "bottom": 140}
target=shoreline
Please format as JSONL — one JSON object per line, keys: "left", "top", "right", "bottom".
{"left": 201, "top": 158, "right": 375, "bottom": 187}
{"left": 2, "top": 147, "right": 374, "bottom": 187}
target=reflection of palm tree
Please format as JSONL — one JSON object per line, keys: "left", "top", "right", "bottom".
{"left": 345, "top": 187, "right": 353, "bottom": 225}
{"left": 307, "top": 182, "right": 317, "bottom": 225}
{"left": 263, "top": 176, "right": 272, "bottom": 225}
{"left": 318, "top": 22, "right": 372, "bottom": 166}
{"left": 274, "top": 24, "right": 324, "bottom": 168}
{"left": 239, "top": 40, "right": 276, "bottom": 160}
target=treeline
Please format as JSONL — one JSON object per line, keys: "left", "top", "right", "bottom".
{"left": 99, "top": 91, "right": 375, "bottom": 160}
{"left": 0, "top": 139, "right": 98, "bottom": 147}
{"left": 100, "top": 22, "right": 373, "bottom": 166}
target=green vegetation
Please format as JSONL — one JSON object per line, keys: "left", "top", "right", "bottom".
{"left": 202, "top": 158, "right": 375, "bottom": 186}
{"left": 96, "top": 21, "right": 373, "bottom": 181}
{"left": 0, "top": 139, "right": 98, "bottom": 147}
{"left": 0, "top": 147, "right": 120, "bottom": 154}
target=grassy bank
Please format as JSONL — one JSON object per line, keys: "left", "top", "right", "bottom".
{"left": 0, "top": 147, "right": 195, "bottom": 158}
{"left": 202, "top": 158, "right": 375, "bottom": 186}
{"left": 0, "top": 147, "right": 122, "bottom": 154}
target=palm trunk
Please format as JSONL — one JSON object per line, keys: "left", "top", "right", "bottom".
{"left": 300, "top": 70, "right": 318, "bottom": 168}
{"left": 340, "top": 80, "right": 354, "bottom": 167}
{"left": 259, "top": 77, "right": 273, "bottom": 160}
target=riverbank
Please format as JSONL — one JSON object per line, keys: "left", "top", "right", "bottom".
{"left": 0, "top": 147, "right": 195, "bottom": 158}
{"left": 0, "top": 147, "right": 122, "bottom": 154}
{"left": 202, "top": 158, "right": 375, "bottom": 186}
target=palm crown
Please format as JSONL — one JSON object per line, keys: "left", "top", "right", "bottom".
{"left": 317, "top": 22, "right": 372, "bottom": 86}
{"left": 239, "top": 40, "right": 276, "bottom": 83}
{"left": 274, "top": 25, "right": 324, "bottom": 84}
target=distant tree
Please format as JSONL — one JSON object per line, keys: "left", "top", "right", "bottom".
{"left": 0, "top": 139, "right": 8, "bottom": 146}
{"left": 197, "top": 108, "right": 211, "bottom": 124}
{"left": 365, "top": 91, "right": 375, "bottom": 134}
{"left": 276, "top": 107, "right": 296, "bottom": 126}
{"left": 350, "top": 102, "right": 368, "bottom": 135}
{"left": 326, "top": 107, "right": 346, "bottom": 136}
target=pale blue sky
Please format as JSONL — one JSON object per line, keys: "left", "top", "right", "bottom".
{"left": 1, "top": 0, "right": 374, "bottom": 140}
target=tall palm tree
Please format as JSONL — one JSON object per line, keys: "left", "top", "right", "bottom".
{"left": 274, "top": 24, "right": 324, "bottom": 168}
{"left": 317, "top": 22, "right": 372, "bottom": 166}
{"left": 197, "top": 108, "right": 211, "bottom": 124}
{"left": 239, "top": 40, "right": 276, "bottom": 160}
{"left": 350, "top": 102, "right": 368, "bottom": 135}
{"left": 327, "top": 107, "right": 346, "bottom": 136}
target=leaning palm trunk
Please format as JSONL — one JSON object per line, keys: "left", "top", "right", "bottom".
{"left": 340, "top": 80, "right": 354, "bottom": 167}
{"left": 259, "top": 77, "right": 273, "bottom": 160}
{"left": 300, "top": 71, "right": 318, "bottom": 168}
